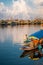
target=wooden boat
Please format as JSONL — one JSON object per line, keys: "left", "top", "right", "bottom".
{"left": 22, "top": 38, "right": 43, "bottom": 51}
{"left": 20, "top": 46, "right": 37, "bottom": 51}
{"left": 20, "top": 44, "right": 43, "bottom": 51}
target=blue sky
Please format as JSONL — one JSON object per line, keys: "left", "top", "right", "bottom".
{"left": 0, "top": 0, "right": 12, "bottom": 6}
{"left": 0, "top": 0, "right": 34, "bottom": 8}
{"left": 0, "top": 0, "right": 43, "bottom": 20}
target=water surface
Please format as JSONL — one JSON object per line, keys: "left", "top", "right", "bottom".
{"left": 0, "top": 25, "right": 43, "bottom": 65}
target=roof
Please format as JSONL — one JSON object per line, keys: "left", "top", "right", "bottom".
{"left": 29, "top": 30, "right": 43, "bottom": 39}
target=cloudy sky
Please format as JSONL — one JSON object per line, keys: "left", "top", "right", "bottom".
{"left": 0, "top": 0, "right": 43, "bottom": 20}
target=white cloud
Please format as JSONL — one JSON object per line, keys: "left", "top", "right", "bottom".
{"left": 30, "top": 0, "right": 43, "bottom": 19}
{"left": 0, "top": 0, "right": 43, "bottom": 20}
{"left": 12, "top": 0, "right": 32, "bottom": 19}
{"left": 33, "top": 0, "right": 43, "bottom": 5}
{"left": 0, "top": 0, "right": 32, "bottom": 19}
{"left": 0, "top": 2, "right": 12, "bottom": 19}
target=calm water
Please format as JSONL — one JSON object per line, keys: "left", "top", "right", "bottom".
{"left": 0, "top": 25, "right": 43, "bottom": 65}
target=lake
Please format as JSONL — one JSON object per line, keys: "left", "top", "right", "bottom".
{"left": 0, "top": 25, "right": 43, "bottom": 65}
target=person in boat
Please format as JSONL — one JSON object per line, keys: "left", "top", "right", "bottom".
{"left": 31, "top": 38, "right": 39, "bottom": 48}
{"left": 24, "top": 34, "right": 29, "bottom": 43}
{"left": 39, "top": 38, "right": 43, "bottom": 47}
{"left": 25, "top": 34, "right": 28, "bottom": 40}
{"left": 31, "top": 38, "right": 43, "bottom": 50}
{"left": 37, "top": 38, "right": 43, "bottom": 50}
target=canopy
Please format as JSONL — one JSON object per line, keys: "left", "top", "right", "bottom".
{"left": 29, "top": 30, "right": 43, "bottom": 39}
{"left": 29, "top": 36, "right": 39, "bottom": 40}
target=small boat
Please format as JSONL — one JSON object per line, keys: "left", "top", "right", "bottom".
{"left": 20, "top": 44, "right": 43, "bottom": 51}
{"left": 22, "top": 30, "right": 43, "bottom": 51}
{"left": 20, "top": 46, "right": 37, "bottom": 51}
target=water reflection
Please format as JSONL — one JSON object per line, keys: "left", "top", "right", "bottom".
{"left": 0, "top": 25, "right": 40, "bottom": 44}
{"left": 20, "top": 48, "right": 43, "bottom": 60}
{"left": 0, "top": 25, "right": 43, "bottom": 65}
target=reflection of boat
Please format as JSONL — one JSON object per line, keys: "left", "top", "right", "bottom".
{"left": 20, "top": 48, "right": 43, "bottom": 60}
{"left": 20, "top": 49, "right": 38, "bottom": 58}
